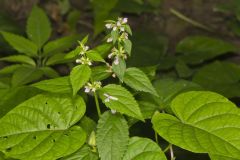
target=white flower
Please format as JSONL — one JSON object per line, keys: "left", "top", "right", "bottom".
{"left": 108, "top": 53, "right": 114, "bottom": 59}
{"left": 120, "top": 27, "right": 125, "bottom": 32}
{"left": 107, "top": 37, "right": 113, "bottom": 43}
{"left": 105, "top": 23, "right": 112, "bottom": 29}
{"left": 122, "top": 18, "right": 128, "bottom": 24}
{"left": 84, "top": 86, "right": 90, "bottom": 93}
{"left": 77, "top": 57, "right": 92, "bottom": 66}
{"left": 104, "top": 93, "right": 118, "bottom": 102}
{"left": 84, "top": 46, "right": 89, "bottom": 51}
{"left": 84, "top": 81, "right": 102, "bottom": 93}
{"left": 117, "top": 21, "right": 121, "bottom": 27}
{"left": 111, "top": 109, "right": 117, "bottom": 114}
{"left": 114, "top": 57, "right": 119, "bottom": 65}
{"left": 113, "top": 26, "right": 117, "bottom": 31}
{"left": 76, "top": 59, "right": 81, "bottom": 63}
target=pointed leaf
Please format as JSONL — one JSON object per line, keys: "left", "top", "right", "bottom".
{"left": 70, "top": 65, "right": 91, "bottom": 96}
{"left": 32, "top": 76, "right": 72, "bottom": 94}
{"left": 98, "top": 84, "right": 144, "bottom": 121}
{"left": 123, "top": 39, "right": 132, "bottom": 56}
{"left": 43, "top": 35, "right": 81, "bottom": 55}
{"left": 123, "top": 137, "right": 167, "bottom": 160}
{"left": 0, "top": 55, "right": 36, "bottom": 66}
{"left": 0, "top": 94, "right": 86, "bottom": 159}
{"left": 112, "top": 58, "right": 126, "bottom": 82}
{"left": 62, "top": 145, "right": 98, "bottom": 160}
{"left": 152, "top": 91, "right": 240, "bottom": 159}
{"left": 124, "top": 67, "right": 158, "bottom": 96}
{"left": 27, "top": 6, "right": 51, "bottom": 48}
{"left": 96, "top": 111, "right": 129, "bottom": 160}
{"left": 1, "top": 31, "right": 38, "bottom": 56}
{"left": 91, "top": 65, "right": 111, "bottom": 81}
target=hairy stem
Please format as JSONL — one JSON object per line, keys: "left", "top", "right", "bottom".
{"left": 170, "top": 144, "right": 175, "bottom": 160}
{"left": 155, "top": 131, "right": 159, "bottom": 144}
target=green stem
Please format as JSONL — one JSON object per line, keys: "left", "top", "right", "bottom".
{"left": 170, "top": 144, "right": 175, "bottom": 160}
{"left": 170, "top": 8, "right": 213, "bottom": 32}
{"left": 163, "top": 144, "right": 171, "bottom": 153}
{"left": 94, "top": 92, "right": 101, "bottom": 117}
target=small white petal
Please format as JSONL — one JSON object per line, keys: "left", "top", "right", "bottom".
{"left": 120, "top": 27, "right": 125, "bottom": 32}
{"left": 80, "top": 51, "right": 85, "bottom": 55}
{"left": 85, "top": 46, "right": 89, "bottom": 51}
{"left": 104, "top": 98, "right": 110, "bottom": 102}
{"left": 76, "top": 59, "right": 81, "bottom": 63}
{"left": 107, "top": 37, "right": 113, "bottom": 43}
{"left": 109, "top": 96, "right": 118, "bottom": 101}
{"left": 114, "top": 57, "right": 119, "bottom": 65}
{"left": 84, "top": 87, "right": 90, "bottom": 93}
{"left": 113, "top": 26, "right": 117, "bottom": 31}
{"left": 122, "top": 18, "right": 128, "bottom": 24}
{"left": 108, "top": 53, "right": 113, "bottom": 59}
{"left": 105, "top": 23, "right": 112, "bottom": 29}
{"left": 111, "top": 109, "right": 117, "bottom": 114}
{"left": 117, "top": 21, "right": 121, "bottom": 26}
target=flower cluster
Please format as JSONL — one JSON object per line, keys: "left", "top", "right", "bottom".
{"left": 108, "top": 47, "right": 127, "bottom": 65}
{"left": 84, "top": 81, "right": 102, "bottom": 93}
{"left": 75, "top": 40, "right": 92, "bottom": 66}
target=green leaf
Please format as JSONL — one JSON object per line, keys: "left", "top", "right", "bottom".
{"left": 140, "top": 78, "right": 202, "bottom": 111}
{"left": 11, "top": 66, "right": 43, "bottom": 87}
{"left": 0, "top": 64, "right": 22, "bottom": 75}
{"left": 92, "top": 0, "right": 119, "bottom": 35}
{"left": 0, "top": 94, "right": 86, "bottom": 159}
{"left": 46, "top": 53, "right": 71, "bottom": 66}
{"left": 98, "top": 84, "right": 144, "bottom": 121}
{"left": 44, "top": 35, "right": 81, "bottom": 55}
{"left": 123, "top": 39, "right": 132, "bottom": 55}
{"left": 27, "top": 5, "right": 51, "bottom": 48}
{"left": 70, "top": 65, "right": 91, "bottom": 96}
{"left": 86, "top": 50, "right": 105, "bottom": 62}
{"left": 40, "top": 67, "right": 59, "bottom": 78}
{"left": 93, "top": 43, "right": 112, "bottom": 58}
{"left": 138, "top": 101, "right": 159, "bottom": 119}
{"left": 124, "top": 67, "right": 158, "bottom": 96}
{"left": 210, "top": 154, "right": 240, "bottom": 160}
{"left": 79, "top": 116, "right": 97, "bottom": 137}
{"left": 62, "top": 145, "right": 98, "bottom": 160}
{"left": 152, "top": 91, "right": 240, "bottom": 159}
{"left": 122, "top": 137, "right": 167, "bottom": 160}
{"left": 32, "top": 76, "right": 72, "bottom": 94}
{"left": 96, "top": 111, "right": 129, "bottom": 160}
{"left": 176, "top": 36, "right": 237, "bottom": 64}
{"left": 124, "top": 25, "right": 132, "bottom": 35}
{"left": 0, "top": 31, "right": 38, "bottom": 56}
{"left": 67, "top": 10, "right": 81, "bottom": 32}
{"left": 175, "top": 59, "right": 192, "bottom": 78}
{"left": 91, "top": 65, "right": 111, "bottom": 81}
{"left": 112, "top": 58, "right": 126, "bottom": 82}
{"left": 111, "top": 30, "right": 119, "bottom": 43}
{"left": 0, "top": 86, "right": 41, "bottom": 118}
{"left": 0, "top": 55, "right": 36, "bottom": 66}
{"left": 193, "top": 61, "right": 240, "bottom": 98}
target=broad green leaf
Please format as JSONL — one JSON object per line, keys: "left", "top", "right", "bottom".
{"left": 193, "top": 61, "right": 240, "bottom": 98}
{"left": 124, "top": 67, "right": 158, "bottom": 96}
{"left": 122, "top": 137, "right": 167, "bottom": 160}
{"left": 67, "top": 10, "right": 81, "bottom": 32}
{"left": 0, "top": 86, "right": 41, "bottom": 118}
{"left": 0, "top": 55, "right": 36, "bottom": 66}
{"left": 0, "top": 94, "right": 86, "bottom": 159}
{"left": 123, "top": 39, "right": 132, "bottom": 55}
{"left": 98, "top": 84, "right": 144, "bottom": 120}
{"left": 43, "top": 35, "right": 81, "bottom": 55}
{"left": 64, "top": 47, "right": 81, "bottom": 60}
{"left": 27, "top": 6, "right": 51, "bottom": 48}
{"left": 70, "top": 65, "right": 91, "bottom": 96}
{"left": 140, "top": 78, "right": 202, "bottom": 111}
{"left": 91, "top": 65, "right": 111, "bottom": 81}
{"left": 79, "top": 116, "right": 97, "bottom": 136}
{"left": 96, "top": 111, "right": 129, "bottom": 160}
{"left": 176, "top": 36, "right": 237, "bottom": 64}
{"left": 210, "top": 154, "right": 240, "bottom": 160}
{"left": 152, "top": 91, "right": 240, "bottom": 159}
{"left": 112, "top": 58, "right": 126, "bottom": 82}
{"left": 1, "top": 31, "right": 38, "bottom": 56}
{"left": 111, "top": 30, "right": 119, "bottom": 43}
{"left": 11, "top": 66, "right": 43, "bottom": 87}
{"left": 32, "top": 76, "right": 72, "bottom": 94}
{"left": 138, "top": 101, "right": 159, "bottom": 119}
{"left": 86, "top": 50, "right": 105, "bottom": 62}
{"left": 0, "top": 64, "right": 22, "bottom": 75}
{"left": 62, "top": 145, "right": 98, "bottom": 160}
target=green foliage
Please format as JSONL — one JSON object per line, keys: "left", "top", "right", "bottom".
{"left": 152, "top": 91, "right": 240, "bottom": 159}
{"left": 96, "top": 111, "right": 129, "bottom": 160}
{"left": 0, "top": 94, "right": 86, "bottom": 159}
